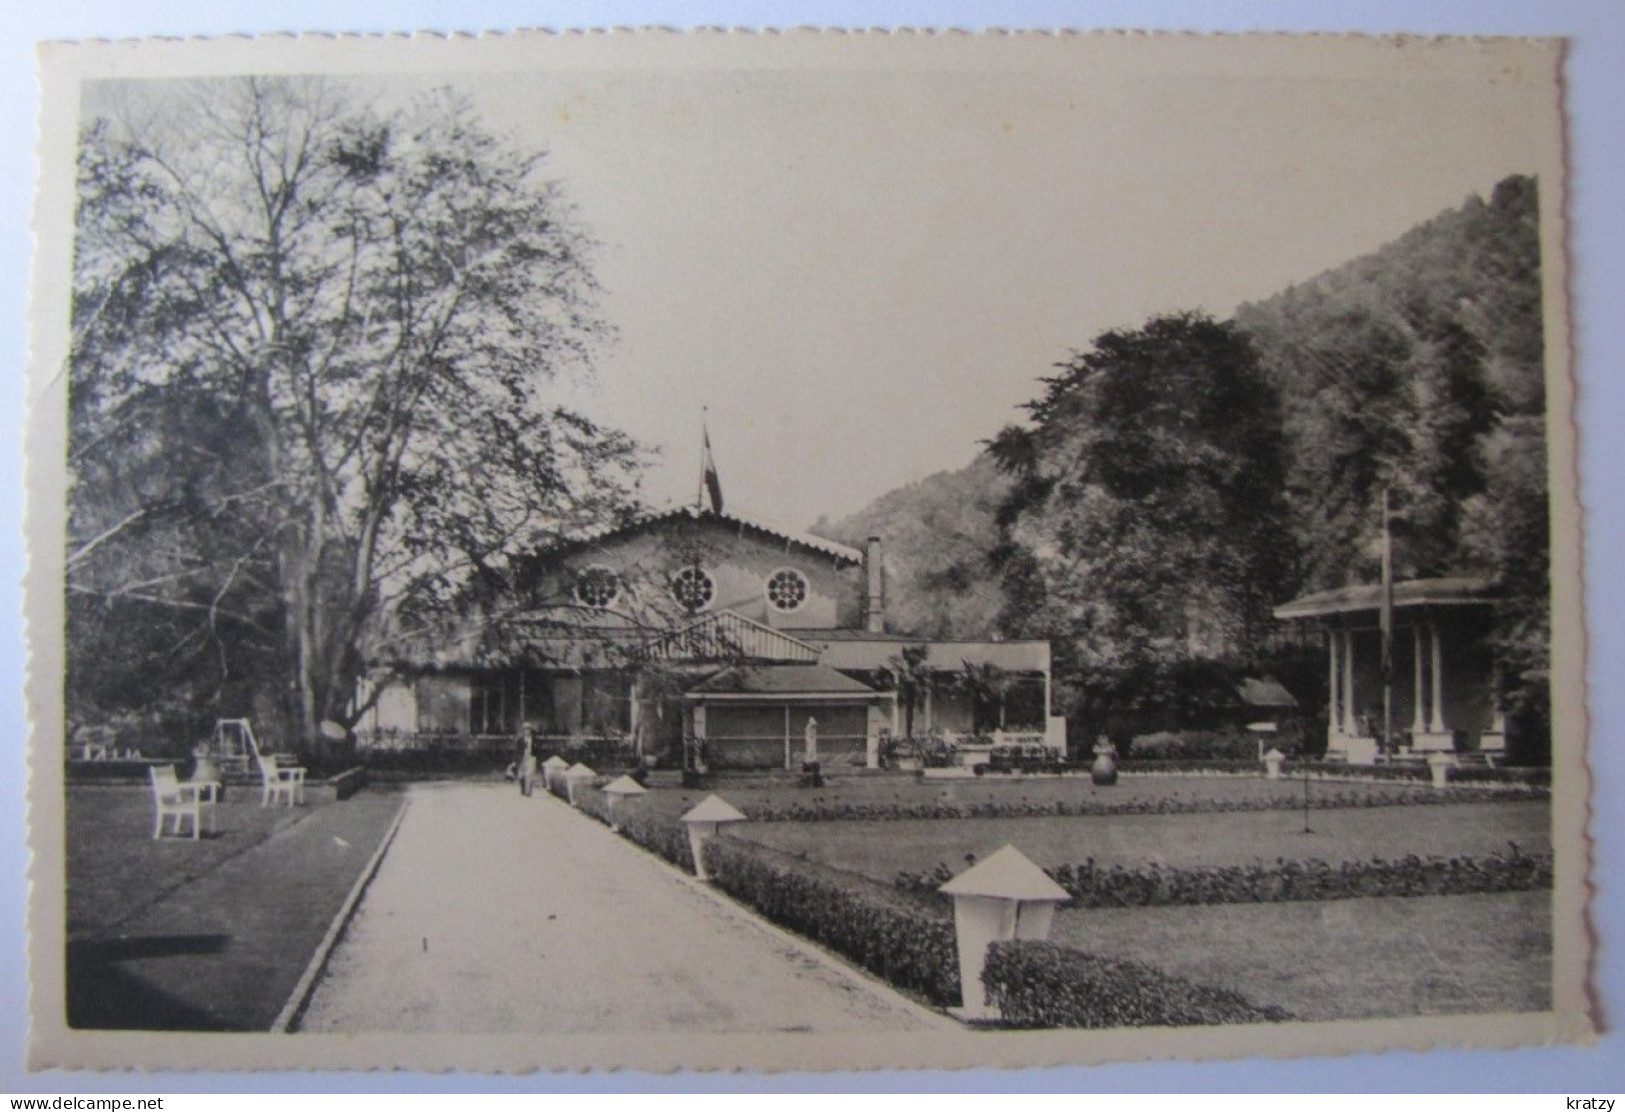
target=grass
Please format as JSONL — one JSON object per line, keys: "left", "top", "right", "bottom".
{"left": 723, "top": 800, "right": 1550, "bottom": 883}
{"left": 68, "top": 784, "right": 327, "bottom": 934}
{"left": 1050, "top": 890, "right": 1552, "bottom": 1021}
{"left": 65, "top": 784, "right": 406, "bottom": 1030}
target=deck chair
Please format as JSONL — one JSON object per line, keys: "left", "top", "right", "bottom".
{"left": 150, "top": 765, "right": 217, "bottom": 839}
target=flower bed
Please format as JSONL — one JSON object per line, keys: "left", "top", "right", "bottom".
{"left": 982, "top": 940, "right": 1289, "bottom": 1028}
{"left": 737, "top": 783, "right": 1543, "bottom": 823}
{"left": 895, "top": 847, "right": 1552, "bottom": 908}
{"left": 1120, "top": 758, "right": 1550, "bottom": 787}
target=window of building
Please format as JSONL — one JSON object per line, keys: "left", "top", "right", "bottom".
{"left": 575, "top": 565, "right": 620, "bottom": 609}
{"left": 670, "top": 566, "right": 715, "bottom": 613}
{"left": 765, "top": 567, "right": 809, "bottom": 612}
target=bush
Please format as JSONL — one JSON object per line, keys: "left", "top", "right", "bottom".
{"left": 704, "top": 837, "right": 961, "bottom": 1007}
{"left": 573, "top": 788, "right": 693, "bottom": 870}
{"left": 1128, "top": 731, "right": 1264, "bottom": 762}
{"left": 896, "top": 848, "right": 1553, "bottom": 907}
{"left": 983, "top": 940, "right": 1289, "bottom": 1028}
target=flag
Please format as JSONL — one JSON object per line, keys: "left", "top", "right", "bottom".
{"left": 700, "top": 422, "right": 724, "bottom": 514}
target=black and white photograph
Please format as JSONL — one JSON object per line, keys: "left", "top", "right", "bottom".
{"left": 22, "top": 29, "right": 1587, "bottom": 1074}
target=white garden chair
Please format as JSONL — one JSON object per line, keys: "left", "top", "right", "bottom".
{"left": 150, "top": 765, "right": 218, "bottom": 839}
{"left": 255, "top": 749, "right": 307, "bottom": 807}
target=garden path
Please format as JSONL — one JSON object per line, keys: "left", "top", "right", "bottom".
{"left": 297, "top": 781, "right": 944, "bottom": 1035}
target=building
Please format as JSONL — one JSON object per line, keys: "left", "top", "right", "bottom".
{"left": 356, "top": 487, "right": 1063, "bottom": 771}
{"left": 1273, "top": 576, "right": 1506, "bottom": 764}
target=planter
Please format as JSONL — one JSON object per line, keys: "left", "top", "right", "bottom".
{"left": 1090, "top": 742, "right": 1119, "bottom": 787}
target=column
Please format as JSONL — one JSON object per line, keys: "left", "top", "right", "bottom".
{"left": 1428, "top": 621, "right": 1446, "bottom": 734}
{"left": 1341, "top": 627, "right": 1356, "bottom": 735}
{"left": 1411, "top": 625, "right": 1427, "bottom": 734}
{"left": 1327, "top": 627, "right": 1341, "bottom": 739}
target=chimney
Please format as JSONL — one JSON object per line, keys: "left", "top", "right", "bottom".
{"left": 864, "top": 535, "right": 886, "bottom": 633}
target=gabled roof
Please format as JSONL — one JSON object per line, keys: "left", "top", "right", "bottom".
{"left": 1274, "top": 576, "right": 1495, "bottom": 621}
{"left": 681, "top": 795, "right": 748, "bottom": 824}
{"left": 686, "top": 664, "right": 882, "bottom": 698}
{"left": 568, "top": 504, "right": 863, "bottom": 566}
{"left": 642, "top": 609, "right": 822, "bottom": 664}
{"left": 938, "top": 845, "right": 1069, "bottom": 901}
{"left": 812, "top": 637, "right": 1050, "bottom": 675}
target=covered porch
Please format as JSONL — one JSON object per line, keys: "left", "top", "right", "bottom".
{"left": 684, "top": 664, "right": 895, "bottom": 771}
{"left": 1274, "top": 577, "right": 1506, "bottom": 765}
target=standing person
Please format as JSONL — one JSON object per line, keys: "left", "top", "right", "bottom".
{"left": 517, "top": 727, "right": 537, "bottom": 797}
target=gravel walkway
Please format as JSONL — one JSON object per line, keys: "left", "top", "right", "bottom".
{"left": 297, "top": 782, "right": 943, "bottom": 1035}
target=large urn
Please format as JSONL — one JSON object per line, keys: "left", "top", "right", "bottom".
{"left": 1090, "top": 738, "right": 1118, "bottom": 787}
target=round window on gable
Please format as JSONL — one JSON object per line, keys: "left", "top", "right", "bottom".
{"left": 766, "top": 567, "right": 809, "bottom": 613}
{"left": 670, "top": 566, "right": 715, "bottom": 613}
{"left": 575, "top": 565, "right": 620, "bottom": 610}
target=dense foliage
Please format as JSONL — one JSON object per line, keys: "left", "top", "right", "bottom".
{"left": 812, "top": 454, "right": 1008, "bottom": 639}
{"left": 988, "top": 313, "right": 1293, "bottom": 739}
{"left": 823, "top": 177, "right": 1548, "bottom": 754}
{"left": 982, "top": 941, "right": 1288, "bottom": 1029}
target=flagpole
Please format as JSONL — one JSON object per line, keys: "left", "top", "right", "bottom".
{"left": 697, "top": 406, "right": 707, "bottom": 512}
{"left": 1380, "top": 486, "right": 1394, "bottom": 760}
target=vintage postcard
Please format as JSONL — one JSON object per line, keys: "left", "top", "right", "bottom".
{"left": 25, "top": 29, "right": 1588, "bottom": 1073}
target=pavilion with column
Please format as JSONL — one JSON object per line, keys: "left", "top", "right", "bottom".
{"left": 1273, "top": 576, "right": 1506, "bottom": 765}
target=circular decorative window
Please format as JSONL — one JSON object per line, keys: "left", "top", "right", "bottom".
{"left": 575, "top": 565, "right": 620, "bottom": 609}
{"left": 766, "top": 567, "right": 809, "bottom": 613}
{"left": 670, "top": 566, "right": 715, "bottom": 613}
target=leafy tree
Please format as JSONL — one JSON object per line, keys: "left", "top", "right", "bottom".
{"left": 67, "top": 77, "right": 641, "bottom": 751}
{"left": 989, "top": 312, "right": 1294, "bottom": 737}
{"left": 885, "top": 644, "right": 934, "bottom": 741}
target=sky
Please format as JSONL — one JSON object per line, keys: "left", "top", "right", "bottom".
{"left": 441, "top": 41, "right": 1558, "bottom": 528}
{"left": 81, "top": 37, "right": 1560, "bottom": 530}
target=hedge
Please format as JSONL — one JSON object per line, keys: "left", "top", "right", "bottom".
{"left": 743, "top": 784, "right": 1544, "bottom": 824}
{"left": 703, "top": 837, "right": 962, "bottom": 1007}
{"left": 983, "top": 940, "right": 1289, "bottom": 1028}
{"left": 1119, "top": 759, "right": 1550, "bottom": 787}
{"left": 572, "top": 787, "right": 695, "bottom": 871}
{"left": 897, "top": 847, "right": 1552, "bottom": 908}
{"left": 1127, "top": 731, "right": 1263, "bottom": 762}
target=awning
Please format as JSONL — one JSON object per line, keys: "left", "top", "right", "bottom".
{"left": 1273, "top": 576, "right": 1495, "bottom": 621}
{"left": 685, "top": 664, "right": 889, "bottom": 701}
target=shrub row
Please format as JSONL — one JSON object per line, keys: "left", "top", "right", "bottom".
{"left": 1119, "top": 758, "right": 1549, "bottom": 787}
{"left": 573, "top": 788, "right": 694, "bottom": 871}
{"left": 983, "top": 940, "right": 1289, "bottom": 1028}
{"left": 896, "top": 847, "right": 1552, "bottom": 908}
{"left": 746, "top": 784, "right": 1543, "bottom": 824}
{"left": 703, "top": 837, "right": 962, "bottom": 1007}
{"left": 1127, "top": 731, "right": 1265, "bottom": 762}
{"left": 566, "top": 785, "right": 1291, "bottom": 1028}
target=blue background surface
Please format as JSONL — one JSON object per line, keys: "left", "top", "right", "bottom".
{"left": 1, "top": 0, "right": 1619, "bottom": 1093}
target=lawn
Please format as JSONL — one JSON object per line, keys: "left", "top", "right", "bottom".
{"left": 723, "top": 800, "right": 1549, "bottom": 883}
{"left": 1051, "top": 890, "right": 1552, "bottom": 1021}
{"left": 65, "top": 784, "right": 406, "bottom": 1030}
{"left": 67, "top": 785, "right": 327, "bottom": 934}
